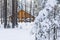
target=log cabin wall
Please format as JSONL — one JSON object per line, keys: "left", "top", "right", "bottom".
{"left": 17, "top": 10, "right": 35, "bottom": 22}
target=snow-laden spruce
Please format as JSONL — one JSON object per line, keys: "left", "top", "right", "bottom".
{"left": 32, "top": 0, "right": 60, "bottom": 40}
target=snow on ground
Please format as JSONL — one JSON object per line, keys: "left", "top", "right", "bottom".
{"left": 0, "top": 22, "right": 35, "bottom": 40}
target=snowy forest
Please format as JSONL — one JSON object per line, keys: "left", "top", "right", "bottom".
{"left": 0, "top": 0, "right": 60, "bottom": 40}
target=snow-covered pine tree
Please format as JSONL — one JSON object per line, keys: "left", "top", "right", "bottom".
{"left": 31, "top": 0, "right": 60, "bottom": 40}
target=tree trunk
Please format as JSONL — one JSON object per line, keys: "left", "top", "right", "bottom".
{"left": 12, "top": 0, "right": 17, "bottom": 28}
{"left": 4, "top": 0, "right": 7, "bottom": 28}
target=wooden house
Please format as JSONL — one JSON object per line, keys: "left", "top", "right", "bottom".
{"left": 9, "top": 10, "right": 35, "bottom": 22}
